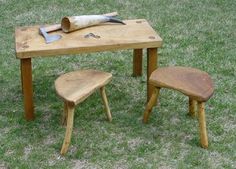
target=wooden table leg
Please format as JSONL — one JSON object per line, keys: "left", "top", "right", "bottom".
{"left": 133, "top": 49, "right": 143, "bottom": 77}
{"left": 20, "top": 58, "right": 35, "bottom": 121}
{"left": 147, "top": 48, "right": 158, "bottom": 101}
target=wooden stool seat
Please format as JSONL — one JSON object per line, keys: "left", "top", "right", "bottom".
{"left": 55, "top": 69, "right": 112, "bottom": 155}
{"left": 55, "top": 69, "right": 112, "bottom": 105}
{"left": 143, "top": 66, "right": 214, "bottom": 148}
{"left": 149, "top": 66, "right": 214, "bottom": 102}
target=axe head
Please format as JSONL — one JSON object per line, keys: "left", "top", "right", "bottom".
{"left": 39, "top": 27, "right": 62, "bottom": 44}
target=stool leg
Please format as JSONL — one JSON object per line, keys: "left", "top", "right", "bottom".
{"left": 100, "top": 86, "right": 112, "bottom": 122}
{"left": 189, "top": 98, "right": 197, "bottom": 117}
{"left": 60, "top": 102, "right": 75, "bottom": 155}
{"left": 143, "top": 87, "right": 160, "bottom": 123}
{"left": 61, "top": 101, "right": 68, "bottom": 126}
{"left": 197, "top": 102, "right": 208, "bottom": 148}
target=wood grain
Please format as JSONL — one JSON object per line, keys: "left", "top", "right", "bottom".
{"left": 100, "top": 87, "right": 112, "bottom": 122}
{"left": 60, "top": 102, "right": 75, "bottom": 155}
{"left": 147, "top": 48, "right": 158, "bottom": 101}
{"left": 198, "top": 102, "right": 208, "bottom": 148}
{"left": 20, "top": 58, "right": 34, "bottom": 120}
{"left": 143, "top": 87, "right": 160, "bottom": 123}
{"left": 189, "top": 97, "right": 197, "bottom": 117}
{"left": 56, "top": 70, "right": 112, "bottom": 155}
{"left": 149, "top": 66, "right": 214, "bottom": 102}
{"left": 143, "top": 66, "right": 213, "bottom": 149}
{"left": 133, "top": 49, "right": 143, "bottom": 77}
{"left": 43, "top": 12, "right": 119, "bottom": 33}
{"left": 15, "top": 19, "right": 162, "bottom": 58}
{"left": 55, "top": 69, "right": 112, "bottom": 105}
{"left": 61, "top": 101, "right": 68, "bottom": 126}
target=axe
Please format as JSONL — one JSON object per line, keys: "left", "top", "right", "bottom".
{"left": 39, "top": 24, "right": 62, "bottom": 44}
{"left": 39, "top": 12, "right": 119, "bottom": 44}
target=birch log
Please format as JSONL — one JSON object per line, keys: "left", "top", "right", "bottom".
{"left": 61, "top": 12, "right": 125, "bottom": 33}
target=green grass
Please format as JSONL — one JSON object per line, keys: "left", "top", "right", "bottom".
{"left": 0, "top": 0, "right": 236, "bottom": 168}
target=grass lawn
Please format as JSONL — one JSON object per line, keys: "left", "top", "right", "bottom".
{"left": 0, "top": 0, "right": 235, "bottom": 168}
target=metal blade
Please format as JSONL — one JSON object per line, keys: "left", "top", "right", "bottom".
{"left": 39, "top": 27, "right": 62, "bottom": 44}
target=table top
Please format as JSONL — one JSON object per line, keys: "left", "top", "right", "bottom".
{"left": 15, "top": 19, "right": 162, "bottom": 59}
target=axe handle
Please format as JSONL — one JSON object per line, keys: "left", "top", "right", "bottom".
{"left": 44, "top": 24, "right": 61, "bottom": 33}
{"left": 102, "top": 12, "right": 118, "bottom": 17}
{"left": 44, "top": 11, "right": 118, "bottom": 33}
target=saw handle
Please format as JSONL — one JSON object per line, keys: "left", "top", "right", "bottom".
{"left": 43, "top": 12, "right": 118, "bottom": 33}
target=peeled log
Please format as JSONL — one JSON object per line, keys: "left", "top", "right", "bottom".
{"left": 61, "top": 13, "right": 125, "bottom": 33}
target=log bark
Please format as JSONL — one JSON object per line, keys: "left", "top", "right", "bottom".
{"left": 61, "top": 12, "right": 120, "bottom": 33}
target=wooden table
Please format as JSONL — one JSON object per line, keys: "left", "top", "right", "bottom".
{"left": 15, "top": 19, "right": 162, "bottom": 121}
